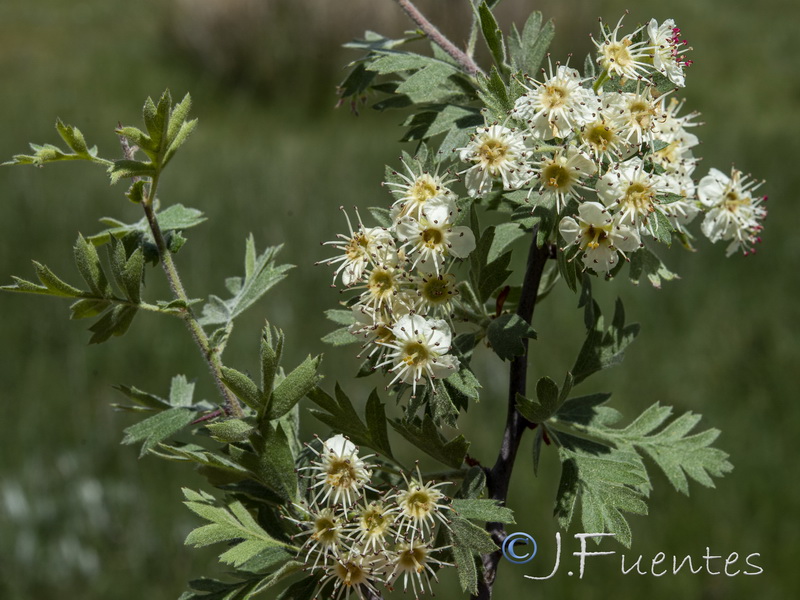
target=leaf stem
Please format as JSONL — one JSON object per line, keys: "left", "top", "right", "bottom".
{"left": 473, "top": 229, "right": 551, "bottom": 600}
{"left": 141, "top": 174, "right": 243, "bottom": 418}
{"left": 394, "top": 0, "right": 484, "bottom": 76}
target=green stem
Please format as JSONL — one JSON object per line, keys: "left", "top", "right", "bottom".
{"left": 141, "top": 174, "right": 243, "bottom": 418}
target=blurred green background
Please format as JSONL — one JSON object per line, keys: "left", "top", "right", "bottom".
{"left": 0, "top": 0, "right": 797, "bottom": 598}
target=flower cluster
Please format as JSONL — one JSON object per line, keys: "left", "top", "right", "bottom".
{"left": 320, "top": 156, "right": 476, "bottom": 395}
{"left": 457, "top": 16, "right": 766, "bottom": 272}
{"left": 290, "top": 435, "right": 453, "bottom": 599}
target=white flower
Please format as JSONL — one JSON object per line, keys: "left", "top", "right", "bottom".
{"left": 459, "top": 125, "right": 533, "bottom": 197}
{"left": 385, "top": 541, "right": 452, "bottom": 597}
{"left": 412, "top": 271, "right": 459, "bottom": 318}
{"left": 319, "top": 546, "right": 385, "bottom": 600}
{"left": 395, "top": 201, "right": 476, "bottom": 274}
{"left": 512, "top": 63, "right": 596, "bottom": 139}
{"left": 377, "top": 314, "right": 459, "bottom": 396}
{"left": 529, "top": 147, "right": 597, "bottom": 213}
{"left": 559, "top": 201, "right": 641, "bottom": 272}
{"left": 385, "top": 158, "right": 456, "bottom": 221}
{"left": 355, "top": 259, "right": 408, "bottom": 314}
{"left": 698, "top": 168, "right": 767, "bottom": 256}
{"left": 597, "top": 158, "right": 672, "bottom": 237}
{"left": 606, "top": 86, "right": 667, "bottom": 146}
{"left": 348, "top": 501, "right": 396, "bottom": 553}
{"left": 318, "top": 207, "right": 394, "bottom": 286}
{"left": 577, "top": 100, "right": 636, "bottom": 163}
{"left": 388, "top": 465, "right": 452, "bottom": 543}
{"left": 286, "top": 505, "right": 345, "bottom": 570}
{"left": 593, "top": 15, "right": 655, "bottom": 80}
{"left": 648, "top": 19, "right": 692, "bottom": 87}
{"left": 304, "top": 435, "right": 374, "bottom": 508}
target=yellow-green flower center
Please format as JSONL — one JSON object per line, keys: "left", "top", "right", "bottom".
{"left": 623, "top": 182, "right": 655, "bottom": 214}
{"left": 402, "top": 342, "right": 430, "bottom": 367}
{"left": 542, "top": 163, "right": 571, "bottom": 189}
{"left": 421, "top": 227, "right": 444, "bottom": 248}
{"left": 478, "top": 138, "right": 508, "bottom": 167}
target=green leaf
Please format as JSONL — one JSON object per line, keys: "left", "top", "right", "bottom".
{"left": 508, "top": 11, "right": 555, "bottom": 74}
{"left": 451, "top": 499, "right": 515, "bottom": 524}
{"left": 321, "top": 327, "right": 361, "bottom": 347}
{"left": 450, "top": 516, "right": 498, "bottom": 554}
{"left": 651, "top": 210, "right": 674, "bottom": 246}
{"left": 260, "top": 323, "right": 284, "bottom": 406}
{"left": 572, "top": 297, "right": 639, "bottom": 385}
{"left": 266, "top": 355, "right": 322, "bottom": 420}
{"left": 274, "top": 576, "right": 318, "bottom": 600}
{"left": 307, "top": 386, "right": 394, "bottom": 459}
{"left": 486, "top": 314, "right": 537, "bottom": 361}
{"left": 452, "top": 542, "right": 479, "bottom": 594}
{"left": 240, "top": 423, "right": 298, "bottom": 501}
{"left": 478, "top": 2, "right": 507, "bottom": 70}
{"left": 87, "top": 204, "right": 207, "bottom": 247}
{"left": 488, "top": 223, "right": 525, "bottom": 263}
{"left": 220, "top": 366, "right": 262, "bottom": 413}
{"left": 122, "top": 407, "right": 196, "bottom": 457}
{"left": 206, "top": 419, "right": 255, "bottom": 444}
{"left": 390, "top": 415, "right": 468, "bottom": 469}
{"left": 629, "top": 246, "right": 678, "bottom": 288}
{"left": 55, "top": 118, "right": 91, "bottom": 157}
{"left": 32, "top": 261, "right": 83, "bottom": 297}
{"left": 516, "top": 376, "right": 561, "bottom": 424}
{"left": 199, "top": 236, "right": 292, "bottom": 326}
{"left": 476, "top": 67, "right": 512, "bottom": 118}
{"left": 576, "top": 403, "right": 734, "bottom": 496}
{"left": 183, "top": 488, "right": 290, "bottom": 567}
{"left": 88, "top": 304, "right": 138, "bottom": 344}
{"left": 554, "top": 448, "right": 649, "bottom": 547}
{"left": 74, "top": 234, "right": 111, "bottom": 297}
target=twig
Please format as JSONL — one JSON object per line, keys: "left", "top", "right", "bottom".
{"left": 472, "top": 229, "right": 551, "bottom": 600}
{"left": 394, "top": 0, "right": 484, "bottom": 76}
{"left": 119, "top": 132, "right": 243, "bottom": 418}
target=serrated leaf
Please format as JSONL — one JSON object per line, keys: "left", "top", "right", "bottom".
{"left": 449, "top": 516, "right": 498, "bottom": 554}
{"left": 554, "top": 448, "right": 649, "bottom": 547}
{"left": 488, "top": 222, "right": 525, "bottom": 263}
{"left": 478, "top": 1, "right": 506, "bottom": 70}
{"left": 183, "top": 489, "right": 290, "bottom": 567}
{"left": 87, "top": 204, "right": 207, "bottom": 247}
{"left": 266, "top": 355, "right": 322, "bottom": 421}
{"left": 486, "top": 313, "right": 537, "bottom": 361}
{"left": 88, "top": 304, "right": 138, "bottom": 344}
{"left": 321, "top": 327, "right": 361, "bottom": 347}
{"left": 55, "top": 118, "right": 91, "bottom": 157}
{"left": 307, "top": 385, "right": 393, "bottom": 459}
{"left": 390, "top": 415, "right": 468, "bottom": 469}
{"left": 199, "top": 236, "right": 292, "bottom": 326}
{"left": 240, "top": 423, "right": 298, "bottom": 501}
{"left": 452, "top": 499, "right": 515, "bottom": 524}
{"left": 220, "top": 366, "right": 262, "bottom": 413}
{"left": 395, "top": 63, "right": 462, "bottom": 104}
{"left": 572, "top": 297, "right": 639, "bottom": 385}
{"left": 74, "top": 234, "right": 111, "bottom": 297}
{"left": 31, "top": 261, "right": 83, "bottom": 297}
{"left": 122, "top": 407, "right": 195, "bottom": 457}
{"left": 629, "top": 245, "right": 678, "bottom": 288}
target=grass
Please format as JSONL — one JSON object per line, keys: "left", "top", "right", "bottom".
{"left": 0, "top": 0, "right": 798, "bottom": 599}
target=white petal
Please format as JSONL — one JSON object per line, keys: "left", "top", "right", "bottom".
{"left": 447, "top": 227, "right": 477, "bottom": 258}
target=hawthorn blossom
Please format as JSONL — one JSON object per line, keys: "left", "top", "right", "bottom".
{"left": 377, "top": 314, "right": 459, "bottom": 395}
{"left": 698, "top": 168, "right": 767, "bottom": 255}
{"left": 395, "top": 201, "right": 476, "bottom": 274}
{"left": 559, "top": 201, "right": 641, "bottom": 272}
{"left": 318, "top": 207, "right": 394, "bottom": 286}
{"left": 385, "top": 159, "right": 456, "bottom": 221}
{"left": 648, "top": 18, "right": 692, "bottom": 87}
{"left": 459, "top": 125, "right": 533, "bottom": 197}
{"left": 512, "top": 63, "right": 596, "bottom": 139}
{"left": 593, "top": 15, "right": 654, "bottom": 80}
{"left": 529, "top": 147, "right": 597, "bottom": 212}
{"left": 597, "top": 158, "right": 672, "bottom": 236}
